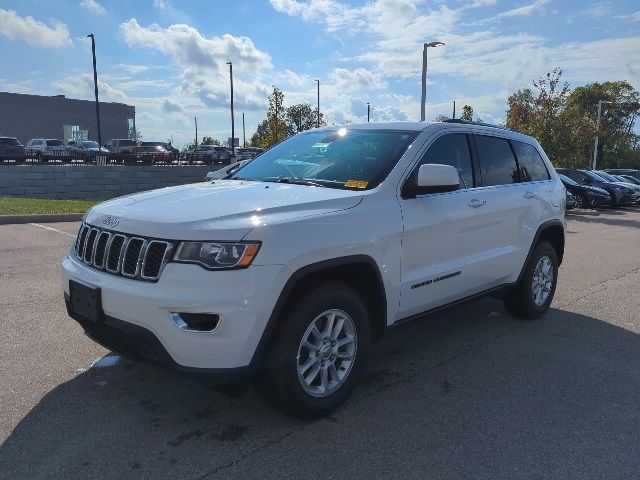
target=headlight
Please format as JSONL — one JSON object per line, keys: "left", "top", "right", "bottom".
{"left": 173, "top": 241, "right": 260, "bottom": 269}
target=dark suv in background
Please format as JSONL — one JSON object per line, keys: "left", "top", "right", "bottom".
{"left": 556, "top": 169, "right": 638, "bottom": 206}
{"left": 0, "top": 136, "right": 26, "bottom": 163}
{"left": 557, "top": 173, "right": 611, "bottom": 208}
{"left": 604, "top": 169, "right": 640, "bottom": 181}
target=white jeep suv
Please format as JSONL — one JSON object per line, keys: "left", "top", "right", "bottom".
{"left": 62, "top": 121, "right": 565, "bottom": 418}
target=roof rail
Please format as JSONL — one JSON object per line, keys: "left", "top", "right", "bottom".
{"left": 443, "top": 118, "right": 511, "bottom": 131}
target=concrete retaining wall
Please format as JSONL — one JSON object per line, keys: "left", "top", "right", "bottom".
{"left": 0, "top": 165, "right": 212, "bottom": 199}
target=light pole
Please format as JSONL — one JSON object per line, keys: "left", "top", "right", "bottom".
{"left": 367, "top": 102, "right": 370, "bottom": 122}
{"left": 242, "top": 112, "right": 246, "bottom": 147}
{"left": 592, "top": 100, "right": 612, "bottom": 170}
{"left": 227, "top": 61, "right": 235, "bottom": 156}
{"left": 315, "top": 79, "right": 320, "bottom": 128}
{"left": 420, "top": 41, "right": 445, "bottom": 121}
{"left": 87, "top": 34, "right": 102, "bottom": 147}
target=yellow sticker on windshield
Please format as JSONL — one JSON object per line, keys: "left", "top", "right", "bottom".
{"left": 345, "top": 180, "right": 369, "bottom": 189}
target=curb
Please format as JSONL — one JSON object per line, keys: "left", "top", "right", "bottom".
{"left": 0, "top": 213, "right": 84, "bottom": 225}
{"left": 566, "top": 209, "right": 599, "bottom": 216}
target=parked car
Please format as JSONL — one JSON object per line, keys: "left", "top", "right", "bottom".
{"left": 235, "top": 147, "right": 264, "bottom": 160}
{"left": 557, "top": 173, "right": 612, "bottom": 208}
{"left": 67, "top": 140, "right": 109, "bottom": 162}
{"left": 565, "top": 191, "right": 576, "bottom": 210}
{"left": 142, "top": 141, "right": 179, "bottom": 159}
{"left": 204, "top": 159, "right": 252, "bottom": 181}
{"left": 134, "top": 145, "right": 174, "bottom": 165}
{"left": 64, "top": 120, "right": 566, "bottom": 418}
{"left": 616, "top": 175, "right": 640, "bottom": 185}
{"left": 593, "top": 170, "right": 640, "bottom": 203}
{"left": 603, "top": 169, "right": 640, "bottom": 181}
{"left": 189, "top": 145, "right": 232, "bottom": 165}
{"left": 0, "top": 136, "right": 26, "bottom": 163}
{"left": 556, "top": 168, "right": 638, "bottom": 206}
{"left": 104, "top": 139, "right": 137, "bottom": 155}
{"left": 25, "top": 138, "right": 71, "bottom": 162}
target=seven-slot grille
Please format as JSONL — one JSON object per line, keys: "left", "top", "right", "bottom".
{"left": 74, "top": 223, "right": 173, "bottom": 281}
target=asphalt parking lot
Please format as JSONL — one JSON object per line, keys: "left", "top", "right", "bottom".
{"left": 1, "top": 209, "right": 640, "bottom": 479}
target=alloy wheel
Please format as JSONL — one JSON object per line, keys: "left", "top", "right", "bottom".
{"left": 532, "top": 256, "right": 554, "bottom": 306}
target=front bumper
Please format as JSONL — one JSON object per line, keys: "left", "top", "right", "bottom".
{"left": 61, "top": 253, "right": 289, "bottom": 371}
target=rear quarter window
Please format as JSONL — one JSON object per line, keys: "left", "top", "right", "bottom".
{"left": 512, "top": 141, "right": 550, "bottom": 181}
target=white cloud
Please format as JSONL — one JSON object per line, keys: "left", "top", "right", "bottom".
{"left": 584, "top": 3, "right": 610, "bottom": 18}
{"left": 492, "top": 0, "right": 551, "bottom": 20}
{"left": 80, "top": 0, "right": 107, "bottom": 15}
{"left": 331, "top": 67, "right": 388, "bottom": 91}
{"left": 154, "top": 0, "right": 170, "bottom": 10}
{"left": 0, "top": 9, "right": 72, "bottom": 48}
{"left": 113, "top": 64, "right": 151, "bottom": 75}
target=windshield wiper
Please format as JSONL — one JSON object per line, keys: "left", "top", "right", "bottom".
{"left": 273, "top": 178, "right": 326, "bottom": 188}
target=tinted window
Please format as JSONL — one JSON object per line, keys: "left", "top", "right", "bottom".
{"left": 416, "top": 134, "right": 474, "bottom": 189}
{"left": 512, "top": 141, "right": 549, "bottom": 181}
{"left": 46, "top": 140, "right": 64, "bottom": 146}
{"left": 475, "top": 135, "right": 519, "bottom": 186}
{"left": 0, "top": 138, "right": 20, "bottom": 145}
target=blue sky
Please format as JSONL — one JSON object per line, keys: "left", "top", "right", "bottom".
{"left": 0, "top": 0, "right": 638, "bottom": 147}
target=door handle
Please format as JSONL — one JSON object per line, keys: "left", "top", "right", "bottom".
{"left": 523, "top": 191, "right": 537, "bottom": 199}
{"left": 467, "top": 199, "right": 486, "bottom": 208}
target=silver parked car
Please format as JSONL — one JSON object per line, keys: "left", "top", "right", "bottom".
{"left": 25, "top": 138, "right": 71, "bottom": 162}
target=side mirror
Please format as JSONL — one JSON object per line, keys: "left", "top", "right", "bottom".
{"left": 403, "top": 164, "right": 460, "bottom": 198}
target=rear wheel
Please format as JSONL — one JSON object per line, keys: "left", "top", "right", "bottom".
{"left": 503, "top": 241, "right": 558, "bottom": 319}
{"left": 256, "top": 283, "right": 370, "bottom": 419}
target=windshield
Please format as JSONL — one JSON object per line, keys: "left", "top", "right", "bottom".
{"left": 558, "top": 174, "right": 577, "bottom": 186}
{"left": 596, "top": 171, "right": 621, "bottom": 182}
{"left": 0, "top": 138, "right": 20, "bottom": 145}
{"left": 583, "top": 170, "right": 607, "bottom": 182}
{"left": 82, "top": 141, "right": 99, "bottom": 148}
{"left": 232, "top": 128, "right": 418, "bottom": 190}
{"left": 119, "top": 140, "right": 137, "bottom": 146}
{"left": 46, "top": 139, "right": 65, "bottom": 146}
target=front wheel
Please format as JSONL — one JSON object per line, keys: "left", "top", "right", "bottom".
{"left": 503, "top": 241, "right": 558, "bottom": 319}
{"left": 256, "top": 283, "right": 370, "bottom": 419}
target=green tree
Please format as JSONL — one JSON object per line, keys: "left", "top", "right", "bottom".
{"left": 286, "top": 103, "right": 326, "bottom": 132}
{"left": 201, "top": 136, "right": 221, "bottom": 145}
{"left": 461, "top": 105, "right": 474, "bottom": 121}
{"left": 250, "top": 87, "right": 294, "bottom": 148}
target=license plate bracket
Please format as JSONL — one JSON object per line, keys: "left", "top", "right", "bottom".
{"left": 69, "top": 280, "right": 103, "bottom": 322}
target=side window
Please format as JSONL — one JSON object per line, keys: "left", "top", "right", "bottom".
{"left": 415, "top": 134, "right": 474, "bottom": 189}
{"left": 475, "top": 135, "right": 520, "bottom": 186}
{"left": 512, "top": 141, "right": 550, "bottom": 181}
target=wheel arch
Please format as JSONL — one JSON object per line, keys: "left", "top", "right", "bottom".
{"left": 250, "top": 255, "right": 388, "bottom": 367}
{"left": 517, "top": 220, "right": 565, "bottom": 283}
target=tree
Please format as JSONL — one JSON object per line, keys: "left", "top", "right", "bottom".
{"left": 434, "top": 114, "right": 449, "bottom": 122}
{"left": 201, "top": 136, "right": 220, "bottom": 145}
{"left": 286, "top": 103, "right": 326, "bottom": 133}
{"left": 461, "top": 105, "right": 474, "bottom": 121}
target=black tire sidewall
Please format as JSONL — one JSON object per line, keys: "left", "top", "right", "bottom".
{"left": 518, "top": 241, "right": 558, "bottom": 317}
{"left": 264, "top": 283, "right": 370, "bottom": 418}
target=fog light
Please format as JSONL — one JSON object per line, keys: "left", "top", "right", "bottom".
{"left": 169, "top": 312, "right": 221, "bottom": 332}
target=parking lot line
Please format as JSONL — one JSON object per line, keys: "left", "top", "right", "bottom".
{"left": 29, "top": 222, "right": 76, "bottom": 238}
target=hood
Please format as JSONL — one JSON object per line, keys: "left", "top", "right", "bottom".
{"left": 582, "top": 185, "right": 610, "bottom": 195}
{"left": 85, "top": 180, "right": 363, "bottom": 240}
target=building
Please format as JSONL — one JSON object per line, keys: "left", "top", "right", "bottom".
{"left": 0, "top": 92, "right": 135, "bottom": 145}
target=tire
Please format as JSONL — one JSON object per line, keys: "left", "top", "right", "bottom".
{"left": 503, "top": 241, "right": 558, "bottom": 319}
{"left": 574, "top": 194, "right": 587, "bottom": 209}
{"left": 256, "top": 283, "right": 370, "bottom": 419}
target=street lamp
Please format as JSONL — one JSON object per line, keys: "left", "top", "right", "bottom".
{"left": 227, "top": 61, "right": 235, "bottom": 156}
{"left": 420, "top": 41, "right": 445, "bottom": 121}
{"left": 367, "top": 102, "right": 370, "bottom": 122}
{"left": 592, "top": 100, "right": 612, "bottom": 170}
{"left": 87, "top": 34, "right": 102, "bottom": 147}
{"left": 315, "top": 79, "right": 320, "bottom": 128}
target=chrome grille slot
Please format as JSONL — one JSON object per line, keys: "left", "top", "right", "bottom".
{"left": 83, "top": 228, "right": 99, "bottom": 263}
{"left": 122, "top": 238, "right": 145, "bottom": 277}
{"left": 72, "top": 223, "right": 172, "bottom": 281}
{"left": 93, "top": 232, "right": 111, "bottom": 268}
{"left": 75, "top": 224, "right": 90, "bottom": 256}
{"left": 106, "top": 235, "right": 126, "bottom": 272}
{"left": 142, "top": 241, "right": 171, "bottom": 279}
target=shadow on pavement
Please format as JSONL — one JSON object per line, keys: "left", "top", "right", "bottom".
{"left": 2, "top": 300, "right": 639, "bottom": 479}
{"left": 570, "top": 209, "right": 640, "bottom": 229}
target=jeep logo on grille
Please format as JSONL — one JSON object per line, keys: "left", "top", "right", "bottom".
{"left": 102, "top": 216, "right": 120, "bottom": 228}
